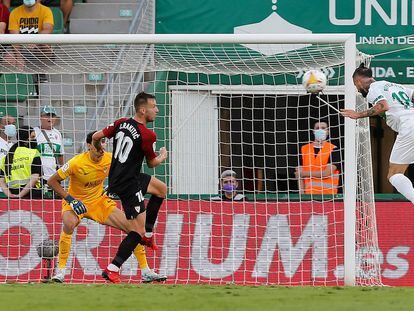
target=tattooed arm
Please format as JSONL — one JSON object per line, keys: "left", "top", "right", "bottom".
{"left": 340, "top": 100, "right": 389, "bottom": 119}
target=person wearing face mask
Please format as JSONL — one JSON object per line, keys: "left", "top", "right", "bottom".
{"left": 211, "top": 170, "right": 246, "bottom": 201}
{"left": 295, "top": 121, "right": 340, "bottom": 195}
{"left": 4, "top": 0, "right": 53, "bottom": 70}
{"left": 341, "top": 64, "right": 414, "bottom": 205}
{"left": 0, "top": 126, "right": 42, "bottom": 199}
{"left": 33, "top": 106, "right": 64, "bottom": 186}
{"left": 0, "top": 115, "right": 16, "bottom": 159}
{"left": 0, "top": 115, "right": 16, "bottom": 195}
{"left": 3, "top": 1, "right": 72, "bottom": 32}
{"left": 8, "top": 0, "right": 53, "bottom": 34}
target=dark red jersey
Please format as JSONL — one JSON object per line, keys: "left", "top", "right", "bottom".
{"left": 102, "top": 117, "right": 156, "bottom": 191}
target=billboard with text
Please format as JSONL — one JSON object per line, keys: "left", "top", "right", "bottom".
{"left": 0, "top": 200, "right": 412, "bottom": 285}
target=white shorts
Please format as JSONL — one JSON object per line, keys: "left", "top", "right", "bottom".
{"left": 390, "top": 120, "right": 414, "bottom": 164}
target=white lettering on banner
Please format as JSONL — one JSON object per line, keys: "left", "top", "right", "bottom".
{"left": 191, "top": 214, "right": 250, "bottom": 279}
{"left": 407, "top": 67, "right": 414, "bottom": 78}
{"left": 357, "top": 35, "right": 414, "bottom": 45}
{"left": 372, "top": 67, "right": 396, "bottom": 78}
{"left": 0, "top": 203, "right": 412, "bottom": 284}
{"left": 397, "top": 36, "right": 414, "bottom": 44}
{"left": 253, "top": 215, "right": 328, "bottom": 278}
{"left": 0, "top": 211, "right": 47, "bottom": 276}
{"left": 67, "top": 220, "right": 105, "bottom": 276}
{"left": 330, "top": 0, "right": 413, "bottom": 26}
{"left": 366, "top": 0, "right": 397, "bottom": 25}
{"left": 402, "top": 0, "right": 408, "bottom": 25}
{"left": 159, "top": 214, "right": 184, "bottom": 276}
{"left": 329, "top": 0, "right": 361, "bottom": 25}
{"left": 383, "top": 246, "right": 410, "bottom": 279}
{"left": 356, "top": 246, "right": 383, "bottom": 279}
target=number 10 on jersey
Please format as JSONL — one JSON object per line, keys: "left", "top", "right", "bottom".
{"left": 114, "top": 132, "right": 133, "bottom": 163}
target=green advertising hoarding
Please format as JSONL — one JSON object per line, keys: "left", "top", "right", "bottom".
{"left": 156, "top": 0, "right": 414, "bottom": 84}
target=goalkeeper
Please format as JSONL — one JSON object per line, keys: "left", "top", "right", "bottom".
{"left": 48, "top": 131, "right": 166, "bottom": 283}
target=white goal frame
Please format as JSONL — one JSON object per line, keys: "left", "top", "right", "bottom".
{"left": 0, "top": 33, "right": 358, "bottom": 285}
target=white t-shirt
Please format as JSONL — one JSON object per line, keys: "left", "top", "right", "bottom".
{"left": 34, "top": 127, "right": 64, "bottom": 180}
{"left": 0, "top": 137, "right": 12, "bottom": 160}
{"left": 0, "top": 137, "right": 13, "bottom": 192}
{"left": 367, "top": 81, "right": 414, "bottom": 132}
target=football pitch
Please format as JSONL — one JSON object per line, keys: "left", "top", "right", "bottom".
{"left": 0, "top": 284, "right": 413, "bottom": 311}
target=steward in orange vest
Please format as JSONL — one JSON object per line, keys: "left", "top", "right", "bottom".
{"left": 296, "top": 123, "right": 340, "bottom": 195}
{"left": 300, "top": 142, "right": 340, "bottom": 194}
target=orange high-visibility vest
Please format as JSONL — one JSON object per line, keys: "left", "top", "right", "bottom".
{"left": 301, "top": 142, "right": 339, "bottom": 195}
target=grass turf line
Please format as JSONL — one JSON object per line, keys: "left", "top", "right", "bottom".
{"left": 0, "top": 284, "right": 413, "bottom": 311}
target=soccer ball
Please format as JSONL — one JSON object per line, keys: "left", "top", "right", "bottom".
{"left": 302, "top": 70, "right": 327, "bottom": 94}
{"left": 36, "top": 239, "right": 59, "bottom": 259}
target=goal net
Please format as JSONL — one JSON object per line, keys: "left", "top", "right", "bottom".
{"left": 0, "top": 34, "right": 381, "bottom": 286}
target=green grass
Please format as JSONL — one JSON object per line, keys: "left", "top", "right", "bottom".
{"left": 0, "top": 284, "right": 413, "bottom": 311}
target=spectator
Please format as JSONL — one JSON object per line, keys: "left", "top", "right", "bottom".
{"left": 211, "top": 169, "right": 247, "bottom": 201}
{"left": 0, "top": 115, "right": 16, "bottom": 195}
{"left": 295, "top": 121, "right": 340, "bottom": 195}
{"left": 4, "top": 0, "right": 54, "bottom": 69}
{"left": 8, "top": 0, "right": 53, "bottom": 34}
{"left": 0, "top": 114, "right": 16, "bottom": 159}
{"left": 34, "top": 105, "right": 64, "bottom": 184}
{"left": 0, "top": 1, "right": 9, "bottom": 34}
{"left": 0, "top": 125, "right": 42, "bottom": 199}
{"left": 3, "top": 0, "right": 72, "bottom": 30}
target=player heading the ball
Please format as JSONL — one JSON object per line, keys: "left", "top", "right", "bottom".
{"left": 341, "top": 63, "right": 414, "bottom": 205}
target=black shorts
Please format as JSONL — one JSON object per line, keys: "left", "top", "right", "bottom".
{"left": 109, "top": 173, "right": 151, "bottom": 220}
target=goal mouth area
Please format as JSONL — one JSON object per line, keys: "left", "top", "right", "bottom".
{"left": 0, "top": 33, "right": 382, "bottom": 286}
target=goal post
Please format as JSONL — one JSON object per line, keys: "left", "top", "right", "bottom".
{"left": 0, "top": 34, "right": 381, "bottom": 286}
{"left": 343, "top": 35, "right": 357, "bottom": 286}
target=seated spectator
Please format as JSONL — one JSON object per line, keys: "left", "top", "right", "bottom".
{"left": 0, "top": 114, "right": 16, "bottom": 195}
{"left": 8, "top": 0, "right": 54, "bottom": 34}
{"left": 295, "top": 121, "right": 341, "bottom": 195}
{"left": 0, "top": 1, "right": 9, "bottom": 34}
{"left": 0, "top": 126, "right": 42, "bottom": 199}
{"left": 211, "top": 169, "right": 247, "bottom": 201}
{"left": 4, "top": 0, "right": 54, "bottom": 69}
{"left": 34, "top": 105, "right": 64, "bottom": 184}
{"left": 3, "top": 0, "right": 72, "bottom": 30}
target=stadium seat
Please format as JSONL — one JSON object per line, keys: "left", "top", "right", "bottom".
{"left": 51, "top": 7, "right": 64, "bottom": 34}
{"left": 0, "top": 74, "right": 35, "bottom": 103}
{"left": 0, "top": 104, "right": 18, "bottom": 119}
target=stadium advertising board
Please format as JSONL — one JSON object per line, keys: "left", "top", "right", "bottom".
{"left": 0, "top": 200, "right": 412, "bottom": 285}
{"left": 156, "top": 0, "right": 414, "bottom": 83}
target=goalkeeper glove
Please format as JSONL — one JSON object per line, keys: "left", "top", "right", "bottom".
{"left": 65, "top": 195, "right": 87, "bottom": 215}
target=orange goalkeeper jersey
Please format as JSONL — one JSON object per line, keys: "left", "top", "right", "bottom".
{"left": 57, "top": 152, "right": 111, "bottom": 204}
